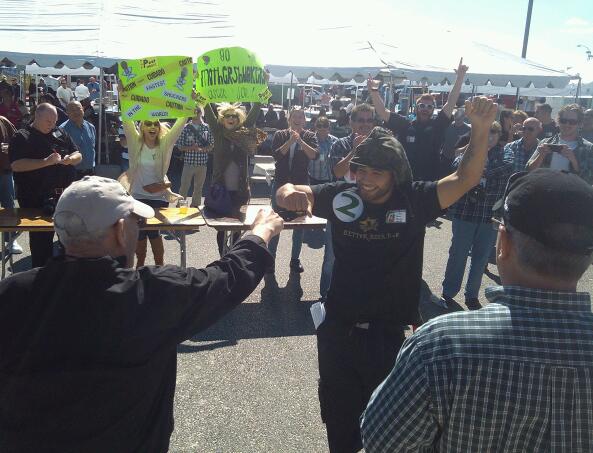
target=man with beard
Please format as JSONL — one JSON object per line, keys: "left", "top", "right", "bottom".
{"left": 276, "top": 96, "right": 498, "bottom": 453}
{"left": 368, "top": 59, "right": 468, "bottom": 181}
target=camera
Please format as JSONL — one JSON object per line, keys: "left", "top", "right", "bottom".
{"left": 547, "top": 144, "right": 563, "bottom": 153}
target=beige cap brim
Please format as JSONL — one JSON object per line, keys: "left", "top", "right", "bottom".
{"left": 131, "top": 199, "right": 155, "bottom": 219}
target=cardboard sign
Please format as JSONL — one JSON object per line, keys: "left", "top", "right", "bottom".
{"left": 195, "top": 47, "right": 271, "bottom": 104}
{"left": 118, "top": 56, "right": 195, "bottom": 120}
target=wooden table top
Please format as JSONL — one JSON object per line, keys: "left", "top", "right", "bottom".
{"left": 0, "top": 207, "right": 205, "bottom": 232}
{"left": 201, "top": 205, "right": 326, "bottom": 231}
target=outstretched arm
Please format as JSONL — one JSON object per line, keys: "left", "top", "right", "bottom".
{"left": 367, "top": 78, "right": 391, "bottom": 123}
{"left": 441, "top": 58, "right": 469, "bottom": 118}
{"left": 436, "top": 96, "right": 498, "bottom": 209}
{"left": 276, "top": 183, "right": 314, "bottom": 217}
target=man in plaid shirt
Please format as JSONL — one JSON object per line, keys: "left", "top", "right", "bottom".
{"left": 504, "top": 116, "right": 541, "bottom": 172}
{"left": 362, "top": 169, "right": 593, "bottom": 452}
{"left": 176, "top": 106, "right": 213, "bottom": 207}
{"left": 438, "top": 121, "right": 513, "bottom": 309}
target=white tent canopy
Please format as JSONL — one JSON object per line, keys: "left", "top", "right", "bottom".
{"left": 25, "top": 64, "right": 100, "bottom": 76}
{"left": 427, "top": 81, "right": 580, "bottom": 97}
{"left": 1, "top": 1, "right": 573, "bottom": 88}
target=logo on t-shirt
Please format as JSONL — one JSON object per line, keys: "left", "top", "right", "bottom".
{"left": 332, "top": 191, "right": 363, "bottom": 222}
{"left": 386, "top": 209, "right": 406, "bottom": 224}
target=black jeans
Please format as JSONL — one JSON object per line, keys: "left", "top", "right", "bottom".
{"left": 316, "top": 318, "right": 405, "bottom": 453}
{"left": 18, "top": 196, "right": 57, "bottom": 268}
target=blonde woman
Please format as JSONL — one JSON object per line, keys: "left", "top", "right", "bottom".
{"left": 204, "top": 101, "right": 262, "bottom": 254}
{"left": 121, "top": 117, "right": 186, "bottom": 266}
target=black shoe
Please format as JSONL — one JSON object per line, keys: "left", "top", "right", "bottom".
{"left": 289, "top": 258, "right": 304, "bottom": 273}
{"left": 465, "top": 297, "right": 482, "bottom": 311}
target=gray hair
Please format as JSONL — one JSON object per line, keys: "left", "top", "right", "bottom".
{"left": 509, "top": 224, "right": 593, "bottom": 281}
{"left": 54, "top": 211, "right": 111, "bottom": 249}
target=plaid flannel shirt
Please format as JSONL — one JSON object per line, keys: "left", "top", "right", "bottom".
{"left": 540, "top": 134, "right": 593, "bottom": 185}
{"left": 328, "top": 134, "right": 354, "bottom": 181}
{"left": 309, "top": 134, "right": 337, "bottom": 182}
{"left": 361, "top": 285, "right": 593, "bottom": 453}
{"left": 176, "top": 122, "right": 213, "bottom": 166}
{"left": 447, "top": 145, "right": 513, "bottom": 223}
{"left": 504, "top": 137, "right": 539, "bottom": 173}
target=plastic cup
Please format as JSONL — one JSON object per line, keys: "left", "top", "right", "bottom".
{"left": 179, "top": 199, "right": 189, "bottom": 214}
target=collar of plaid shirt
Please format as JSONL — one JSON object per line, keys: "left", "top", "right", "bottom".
{"left": 485, "top": 285, "right": 591, "bottom": 312}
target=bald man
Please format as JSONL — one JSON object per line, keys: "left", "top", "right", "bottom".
{"left": 61, "top": 101, "right": 96, "bottom": 178}
{"left": 9, "top": 102, "right": 82, "bottom": 267}
{"left": 504, "top": 117, "right": 542, "bottom": 172}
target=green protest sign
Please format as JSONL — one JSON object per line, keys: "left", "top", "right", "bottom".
{"left": 118, "top": 56, "right": 195, "bottom": 120}
{"left": 195, "top": 47, "right": 271, "bottom": 104}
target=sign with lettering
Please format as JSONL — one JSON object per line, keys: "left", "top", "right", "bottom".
{"left": 195, "top": 47, "right": 271, "bottom": 104}
{"left": 118, "top": 56, "right": 195, "bottom": 120}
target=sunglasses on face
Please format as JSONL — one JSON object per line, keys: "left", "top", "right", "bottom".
{"left": 559, "top": 118, "right": 578, "bottom": 126}
{"left": 522, "top": 126, "right": 536, "bottom": 132}
{"left": 354, "top": 118, "right": 375, "bottom": 124}
{"left": 316, "top": 124, "right": 329, "bottom": 129}
{"left": 143, "top": 121, "right": 160, "bottom": 127}
{"left": 417, "top": 103, "right": 435, "bottom": 110}
{"left": 223, "top": 114, "right": 239, "bottom": 120}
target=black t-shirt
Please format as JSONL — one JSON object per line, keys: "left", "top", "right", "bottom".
{"left": 385, "top": 110, "right": 451, "bottom": 181}
{"left": 312, "top": 181, "right": 442, "bottom": 325}
{"left": 538, "top": 121, "right": 559, "bottom": 140}
{"left": 9, "top": 125, "right": 78, "bottom": 204}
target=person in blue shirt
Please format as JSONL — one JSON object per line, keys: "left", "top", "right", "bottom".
{"left": 60, "top": 101, "right": 96, "bottom": 179}
{"left": 86, "top": 76, "right": 101, "bottom": 101}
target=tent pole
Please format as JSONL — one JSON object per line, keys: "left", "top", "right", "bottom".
{"left": 515, "top": 87, "right": 520, "bottom": 110}
{"left": 98, "top": 68, "right": 103, "bottom": 166}
{"left": 281, "top": 83, "right": 284, "bottom": 107}
{"left": 575, "top": 76, "right": 582, "bottom": 102}
{"left": 288, "top": 72, "right": 293, "bottom": 110}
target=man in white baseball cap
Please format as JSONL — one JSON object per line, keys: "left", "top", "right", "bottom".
{"left": 0, "top": 175, "right": 283, "bottom": 452}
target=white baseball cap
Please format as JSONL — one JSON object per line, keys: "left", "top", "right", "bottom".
{"left": 54, "top": 176, "right": 154, "bottom": 233}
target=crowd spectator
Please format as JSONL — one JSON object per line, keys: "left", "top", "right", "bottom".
{"left": 510, "top": 109, "right": 528, "bottom": 141}
{"left": 269, "top": 107, "right": 318, "bottom": 274}
{"left": 56, "top": 78, "right": 74, "bottom": 109}
{"left": 60, "top": 101, "right": 96, "bottom": 179}
{"left": 9, "top": 103, "right": 81, "bottom": 267}
{"left": 0, "top": 80, "right": 23, "bottom": 128}
{"left": 176, "top": 106, "right": 213, "bottom": 207}
{"left": 441, "top": 107, "right": 471, "bottom": 174}
{"left": 498, "top": 109, "right": 513, "bottom": 146}
{"left": 277, "top": 110, "right": 288, "bottom": 129}
{"left": 264, "top": 103, "right": 278, "bottom": 128}
{"left": 438, "top": 121, "right": 513, "bottom": 310}
{"left": 505, "top": 116, "right": 541, "bottom": 172}
{"left": 0, "top": 175, "right": 282, "bottom": 453}
{"left": 205, "top": 101, "right": 262, "bottom": 255}
{"left": 310, "top": 115, "right": 338, "bottom": 300}
{"left": 10, "top": 77, "right": 20, "bottom": 103}
{"left": 38, "top": 93, "right": 68, "bottom": 125}
{"left": 362, "top": 169, "right": 593, "bottom": 453}
{"left": 535, "top": 102, "right": 559, "bottom": 140}
{"left": 336, "top": 108, "right": 349, "bottom": 127}
{"left": 527, "top": 103, "right": 593, "bottom": 184}
{"left": 121, "top": 117, "right": 186, "bottom": 267}
{"left": 74, "top": 79, "right": 90, "bottom": 101}
{"left": 369, "top": 59, "right": 468, "bottom": 181}
{"left": 86, "top": 76, "right": 101, "bottom": 101}
{"left": 0, "top": 115, "right": 23, "bottom": 254}
{"left": 582, "top": 108, "right": 593, "bottom": 143}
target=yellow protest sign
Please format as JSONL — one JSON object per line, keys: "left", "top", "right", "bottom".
{"left": 118, "top": 56, "right": 195, "bottom": 120}
{"left": 195, "top": 47, "right": 271, "bottom": 104}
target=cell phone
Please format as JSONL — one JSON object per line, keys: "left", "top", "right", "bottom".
{"left": 547, "top": 144, "right": 563, "bottom": 153}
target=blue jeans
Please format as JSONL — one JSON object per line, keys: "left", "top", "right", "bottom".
{"left": 442, "top": 217, "right": 498, "bottom": 299}
{"left": 320, "top": 221, "right": 334, "bottom": 298}
{"left": 0, "top": 172, "right": 15, "bottom": 242}
{"left": 268, "top": 183, "right": 303, "bottom": 260}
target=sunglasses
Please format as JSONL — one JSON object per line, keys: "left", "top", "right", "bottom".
{"left": 143, "top": 121, "right": 160, "bottom": 127}
{"left": 521, "top": 126, "right": 536, "bottom": 132}
{"left": 417, "top": 103, "right": 435, "bottom": 110}
{"left": 223, "top": 114, "right": 239, "bottom": 120}
{"left": 354, "top": 118, "right": 375, "bottom": 124}
{"left": 559, "top": 118, "right": 578, "bottom": 126}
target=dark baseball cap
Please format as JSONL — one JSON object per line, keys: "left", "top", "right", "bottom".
{"left": 495, "top": 169, "right": 593, "bottom": 254}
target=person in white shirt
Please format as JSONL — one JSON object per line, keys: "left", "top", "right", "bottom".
{"left": 56, "top": 78, "right": 74, "bottom": 109}
{"left": 74, "top": 79, "right": 90, "bottom": 101}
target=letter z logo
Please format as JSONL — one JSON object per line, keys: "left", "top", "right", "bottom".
{"left": 332, "top": 191, "right": 363, "bottom": 222}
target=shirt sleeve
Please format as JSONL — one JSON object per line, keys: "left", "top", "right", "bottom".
{"left": 8, "top": 131, "right": 27, "bottom": 162}
{"left": 385, "top": 112, "right": 410, "bottom": 136}
{"left": 361, "top": 333, "right": 438, "bottom": 452}
{"left": 409, "top": 181, "right": 443, "bottom": 225}
{"left": 311, "top": 181, "right": 348, "bottom": 220}
{"left": 139, "top": 235, "right": 273, "bottom": 345}
{"left": 434, "top": 110, "right": 452, "bottom": 139}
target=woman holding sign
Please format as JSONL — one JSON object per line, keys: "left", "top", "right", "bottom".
{"left": 204, "top": 101, "right": 263, "bottom": 255}
{"left": 121, "top": 117, "right": 186, "bottom": 267}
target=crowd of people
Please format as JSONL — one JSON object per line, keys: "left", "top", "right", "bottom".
{"left": 1, "top": 59, "right": 593, "bottom": 452}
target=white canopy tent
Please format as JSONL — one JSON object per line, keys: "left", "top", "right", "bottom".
{"left": 25, "top": 64, "right": 100, "bottom": 76}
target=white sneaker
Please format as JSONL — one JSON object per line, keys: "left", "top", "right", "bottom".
{"left": 9, "top": 240, "right": 23, "bottom": 255}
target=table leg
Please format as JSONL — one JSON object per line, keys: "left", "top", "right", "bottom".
{"left": 1, "top": 235, "right": 5, "bottom": 279}
{"left": 180, "top": 231, "right": 187, "bottom": 269}
{"left": 8, "top": 232, "right": 14, "bottom": 272}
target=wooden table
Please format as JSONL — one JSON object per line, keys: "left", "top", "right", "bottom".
{"left": 201, "top": 205, "right": 326, "bottom": 255}
{"left": 0, "top": 207, "right": 205, "bottom": 277}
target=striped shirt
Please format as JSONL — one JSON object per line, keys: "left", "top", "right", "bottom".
{"left": 361, "top": 285, "right": 593, "bottom": 452}
{"left": 309, "top": 134, "right": 337, "bottom": 182}
{"left": 504, "top": 138, "right": 539, "bottom": 173}
{"left": 176, "top": 122, "right": 213, "bottom": 166}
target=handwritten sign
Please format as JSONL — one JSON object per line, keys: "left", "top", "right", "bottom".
{"left": 195, "top": 47, "right": 271, "bottom": 104}
{"left": 118, "top": 56, "right": 195, "bottom": 120}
